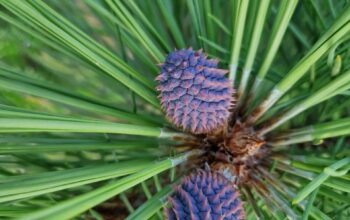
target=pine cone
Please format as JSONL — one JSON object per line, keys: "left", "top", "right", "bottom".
{"left": 156, "top": 48, "right": 234, "bottom": 134}
{"left": 165, "top": 170, "right": 245, "bottom": 220}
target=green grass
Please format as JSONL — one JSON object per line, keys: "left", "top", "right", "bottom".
{"left": 0, "top": 0, "right": 349, "bottom": 219}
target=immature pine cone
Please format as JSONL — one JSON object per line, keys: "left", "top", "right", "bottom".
{"left": 165, "top": 170, "right": 245, "bottom": 220}
{"left": 156, "top": 48, "right": 234, "bottom": 134}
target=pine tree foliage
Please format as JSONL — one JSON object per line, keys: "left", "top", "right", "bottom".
{"left": 0, "top": 0, "right": 349, "bottom": 219}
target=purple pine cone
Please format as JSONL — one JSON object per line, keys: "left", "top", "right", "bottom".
{"left": 165, "top": 170, "right": 245, "bottom": 220}
{"left": 156, "top": 48, "right": 234, "bottom": 134}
